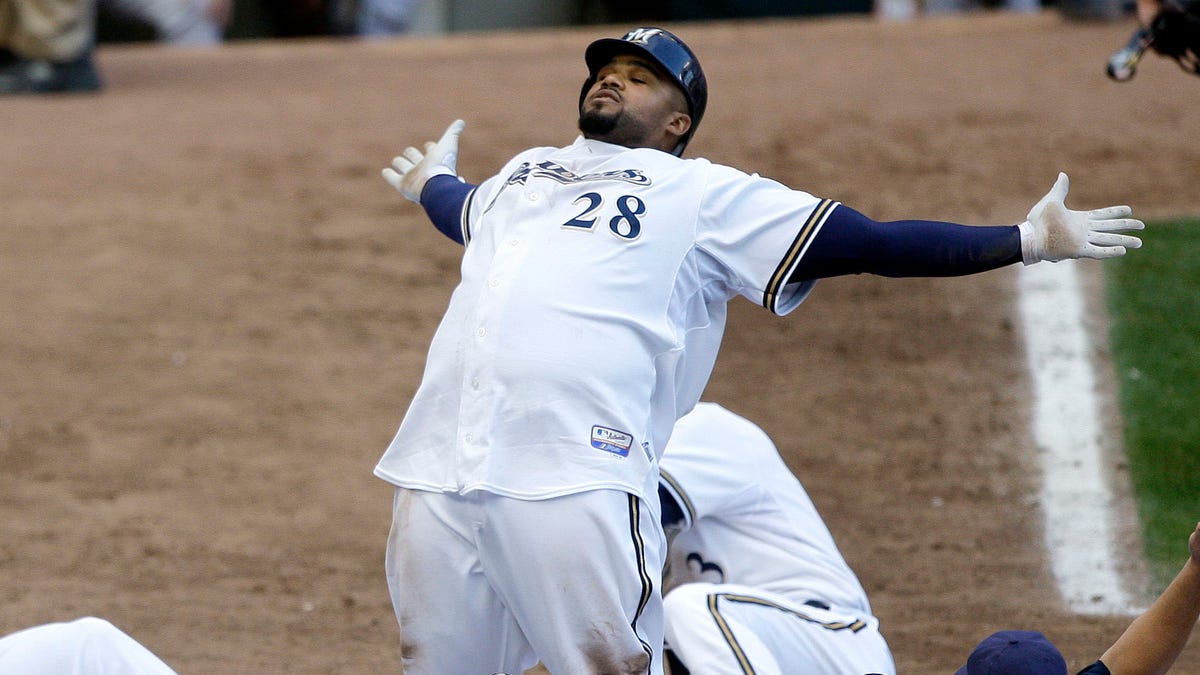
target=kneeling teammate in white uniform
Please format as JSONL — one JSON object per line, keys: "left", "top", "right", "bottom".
{"left": 658, "top": 403, "right": 895, "bottom": 675}
{"left": 0, "top": 616, "right": 178, "bottom": 674}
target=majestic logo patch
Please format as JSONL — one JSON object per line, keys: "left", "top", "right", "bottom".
{"left": 505, "top": 161, "right": 651, "bottom": 187}
{"left": 591, "top": 426, "right": 633, "bottom": 457}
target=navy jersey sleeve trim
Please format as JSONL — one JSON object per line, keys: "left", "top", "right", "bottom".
{"left": 658, "top": 482, "right": 687, "bottom": 531}
{"left": 790, "top": 203, "right": 1023, "bottom": 281}
{"left": 461, "top": 186, "right": 477, "bottom": 244}
{"left": 762, "top": 198, "right": 838, "bottom": 312}
{"left": 1075, "top": 661, "right": 1111, "bottom": 675}
{"left": 658, "top": 468, "right": 696, "bottom": 531}
{"left": 419, "top": 174, "right": 474, "bottom": 245}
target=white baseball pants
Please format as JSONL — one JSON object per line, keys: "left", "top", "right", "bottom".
{"left": 386, "top": 487, "right": 667, "bottom": 675}
{"left": 663, "top": 583, "right": 895, "bottom": 675}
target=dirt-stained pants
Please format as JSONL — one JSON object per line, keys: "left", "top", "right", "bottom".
{"left": 0, "top": 0, "right": 95, "bottom": 61}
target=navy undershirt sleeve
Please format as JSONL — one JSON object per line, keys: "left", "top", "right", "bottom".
{"left": 658, "top": 483, "right": 686, "bottom": 531}
{"left": 790, "top": 203, "right": 1023, "bottom": 282}
{"left": 1075, "top": 660, "right": 1111, "bottom": 675}
{"left": 419, "top": 174, "right": 475, "bottom": 245}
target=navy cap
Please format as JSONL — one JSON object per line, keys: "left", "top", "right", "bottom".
{"left": 955, "top": 630, "right": 1068, "bottom": 675}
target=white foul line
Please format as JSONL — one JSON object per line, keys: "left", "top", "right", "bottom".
{"left": 1018, "top": 261, "right": 1132, "bottom": 615}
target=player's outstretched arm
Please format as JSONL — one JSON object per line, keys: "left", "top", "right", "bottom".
{"left": 1098, "top": 521, "right": 1200, "bottom": 675}
{"left": 382, "top": 119, "right": 465, "bottom": 203}
{"left": 1018, "top": 172, "right": 1144, "bottom": 264}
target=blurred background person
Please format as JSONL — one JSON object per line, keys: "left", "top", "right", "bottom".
{"left": 875, "top": 0, "right": 1042, "bottom": 20}
{"left": 356, "top": 0, "right": 418, "bottom": 37}
{"left": 923, "top": 0, "right": 1042, "bottom": 13}
{"left": 0, "top": 0, "right": 102, "bottom": 93}
{"left": 100, "top": 0, "right": 231, "bottom": 46}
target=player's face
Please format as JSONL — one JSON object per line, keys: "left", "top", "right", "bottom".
{"left": 579, "top": 54, "right": 691, "bottom": 153}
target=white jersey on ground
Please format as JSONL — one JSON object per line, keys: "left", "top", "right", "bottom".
{"left": 0, "top": 617, "right": 178, "bottom": 675}
{"left": 659, "top": 403, "right": 895, "bottom": 674}
{"left": 659, "top": 402, "right": 873, "bottom": 613}
{"left": 375, "top": 137, "right": 836, "bottom": 500}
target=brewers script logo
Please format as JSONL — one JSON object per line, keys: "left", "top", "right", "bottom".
{"left": 478, "top": 160, "right": 651, "bottom": 220}
{"left": 504, "top": 161, "right": 651, "bottom": 187}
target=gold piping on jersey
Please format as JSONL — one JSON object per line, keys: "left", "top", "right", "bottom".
{"left": 703, "top": 590, "right": 870, "bottom": 674}
{"left": 762, "top": 198, "right": 838, "bottom": 313}
{"left": 627, "top": 493, "right": 656, "bottom": 671}
{"left": 717, "top": 592, "right": 868, "bottom": 633}
{"left": 461, "top": 186, "right": 478, "bottom": 244}
{"left": 658, "top": 468, "right": 696, "bottom": 529}
{"left": 706, "top": 593, "right": 757, "bottom": 674}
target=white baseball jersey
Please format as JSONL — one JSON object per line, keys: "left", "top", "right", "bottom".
{"left": 375, "top": 137, "right": 836, "bottom": 500}
{"left": 659, "top": 402, "right": 873, "bottom": 612}
{"left": 659, "top": 403, "right": 895, "bottom": 674}
{"left": 0, "top": 617, "right": 178, "bottom": 675}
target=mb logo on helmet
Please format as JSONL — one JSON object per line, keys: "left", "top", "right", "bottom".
{"left": 623, "top": 28, "right": 665, "bottom": 46}
{"left": 580, "top": 26, "right": 709, "bottom": 156}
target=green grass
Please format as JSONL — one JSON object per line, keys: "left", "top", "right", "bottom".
{"left": 1106, "top": 217, "right": 1200, "bottom": 585}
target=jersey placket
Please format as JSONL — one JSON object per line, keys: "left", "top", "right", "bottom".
{"left": 454, "top": 186, "right": 547, "bottom": 485}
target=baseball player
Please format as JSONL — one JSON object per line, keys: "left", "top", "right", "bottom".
{"left": 957, "top": 520, "right": 1200, "bottom": 675}
{"left": 376, "top": 26, "right": 1144, "bottom": 675}
{"left": 99, "top": 0, "right": 232, "bottom": 46}
{"left": 657, "top": 402, "right": 895, "bottom": 675}
{"left": 0, "top": 616, "right": 178, "bottom": 674}
{"left": 0, "top": 0, "right": 103, "bottom": 94}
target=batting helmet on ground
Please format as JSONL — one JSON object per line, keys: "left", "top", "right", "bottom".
{"left": 579, "top": 27, "right": 708, "bottom": 156}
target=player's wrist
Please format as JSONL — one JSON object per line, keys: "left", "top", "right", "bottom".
{"left": 1017, "top": 220, "right": 1041, "bottom": 265}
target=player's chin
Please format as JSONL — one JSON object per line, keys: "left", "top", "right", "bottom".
{"left": 578, "top": 107, "right": 620, "bottom": 136}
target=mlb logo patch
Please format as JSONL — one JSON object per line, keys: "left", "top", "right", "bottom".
{"left": 591, "top": 425, "right": 633, "bottom": 457}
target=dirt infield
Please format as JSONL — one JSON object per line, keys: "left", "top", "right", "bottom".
{"left": 3, "top": 11, "right": 1200, "bottom": 673}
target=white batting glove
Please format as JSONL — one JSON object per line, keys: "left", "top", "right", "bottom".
{"left": 382, "top": 119, "right": 465, "bottom": 204}
{"left": 1018, "top": 172, "right": 1144, "bottom": 264}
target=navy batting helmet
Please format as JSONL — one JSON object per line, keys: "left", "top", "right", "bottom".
{"left": 579, "top": 27, "right": 708, "bottom": 156}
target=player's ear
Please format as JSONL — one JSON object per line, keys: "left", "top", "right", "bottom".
{"left": 665, "top": 111, "right": 691, "bottom": 146}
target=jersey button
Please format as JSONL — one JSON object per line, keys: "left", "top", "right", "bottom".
{"left": 528, "top": 192, "right": 539, "bottom": 202}
{"left": 476, "top": 327, "right": 486, "bottom": 338}
{"left": 488, "top": 279, "right": 499, "bottom": 288}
